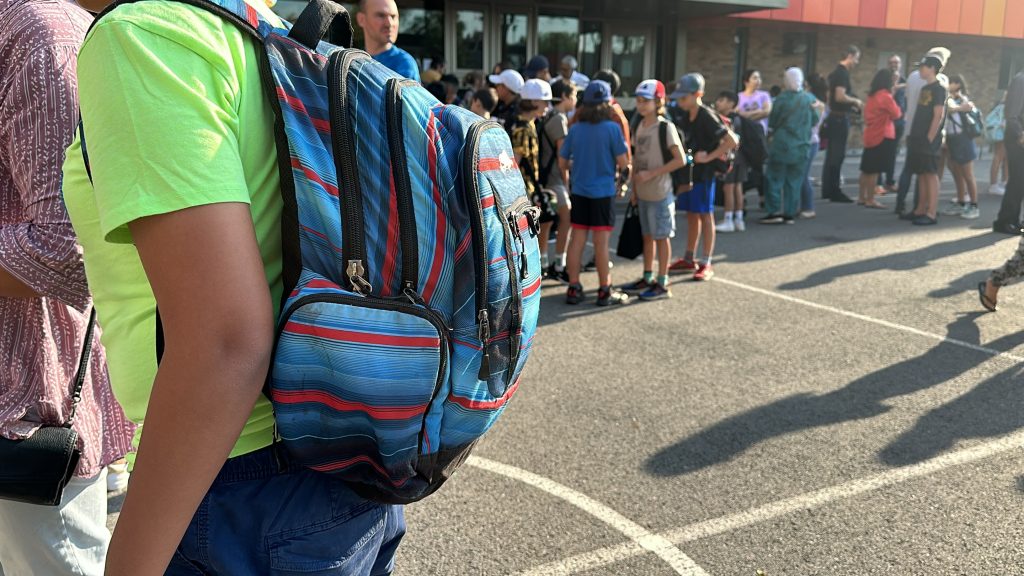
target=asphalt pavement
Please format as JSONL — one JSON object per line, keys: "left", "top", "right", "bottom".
{"left": 109, "top": 150, "right": 1024, "bottom": 575}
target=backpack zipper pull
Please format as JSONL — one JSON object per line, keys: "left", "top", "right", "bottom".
{"left": 346, "top": 260, "right": 372, "bottom": 294}
{"left": 477, "top": 309, "right": 491, "bottom": 380}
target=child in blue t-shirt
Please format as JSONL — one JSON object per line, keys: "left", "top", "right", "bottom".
{"left": 558, "top": 80, "right": 631, "bottom": 306}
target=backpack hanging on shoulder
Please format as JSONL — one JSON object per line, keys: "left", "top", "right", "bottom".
{"left": 629, "top": 114, "right": 691, "bottom": 192}
{"left": 89, "top": 0, "right": 541, "bottom": 504}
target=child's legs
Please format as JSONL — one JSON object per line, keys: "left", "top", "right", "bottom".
{"left": 553, "top": 186, "right": 572, "bottom": 258}
{"left": 732, "top": 184, "right": 745, "bottom": 214}
{"left": 555, "top": 205, "right": 571, "bottom": 257}
{"left": 538, "top": 221, "right": 554, "bottom": 260}
{"left": 655, "top": 238, "right": 672, "bottom": 277}
{"left": 592, "top": 230, "right": 612, "bottom": 287}
{"left": 566, "top": 228, "right": 587, "bottom": 285}
{"left": 686, "top": 213, "right": 700, "bottom": 255}
{"left": 962, "top": 161, "right": 978, "bottom": 202}
{"left": 699, "top": 213, "right": 715, "bottom": 261}
{"left": 722, "top": 182, "right": 735, "bottom": 212}
{"left": 642, "top": 235, "right": 655, "bottom": 273}
{"left": 993, "top": 142, "right": 1006, "bottom": 183}
{"left": 920, "top": 173, "right": 940, "bottom": 217}
{"left": 950, "top": 162, "right": 965, "bottom": 201}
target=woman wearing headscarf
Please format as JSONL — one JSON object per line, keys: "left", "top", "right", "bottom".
{"left": 760, "top": 67, "right": 820, "bottom": 224}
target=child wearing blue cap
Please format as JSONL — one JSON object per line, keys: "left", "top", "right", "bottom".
{"left": 668, "top": 73, "right": 738, "bottom": 281}
{"left": 558, "top": 80, "right": 632, "bottom": 305}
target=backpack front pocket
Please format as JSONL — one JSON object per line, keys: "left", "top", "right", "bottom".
{"left": 271, "top": 274, "right": 450, "bottom": 497}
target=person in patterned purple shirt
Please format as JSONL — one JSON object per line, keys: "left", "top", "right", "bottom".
{"left": 0, "top": 0, "right": 135, "bottom": 573}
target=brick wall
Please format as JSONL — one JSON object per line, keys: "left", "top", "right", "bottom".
{"left": 684, "top": 19, "right": 1016, "bottom": 149}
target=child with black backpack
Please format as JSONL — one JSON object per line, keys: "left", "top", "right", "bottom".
{"left": 621, "top": 80, "right": 686, "bottom": 300}
{"left": 714, "top": 91, "right": 748, "bottom": 232}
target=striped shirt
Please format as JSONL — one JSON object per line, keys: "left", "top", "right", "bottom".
{"left": 0, "top": 0, "right": 135, "bottom": 477}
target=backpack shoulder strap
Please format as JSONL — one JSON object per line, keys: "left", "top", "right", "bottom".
{"left": 658, "top": 118, "right": 672, "bottom": 165}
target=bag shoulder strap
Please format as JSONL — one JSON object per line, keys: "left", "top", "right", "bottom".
{"left": 65, "top": 308, "right": 97, "bottom": 427}
{"left": 658, "top": 118, "right": 673, "bottom": 165}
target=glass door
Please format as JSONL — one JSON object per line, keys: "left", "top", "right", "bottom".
{"left": 449, "top": 4, "right": 488, "bottom": 77}
{"left": 496, "top": 8, "right": 529, "bottom": 73}
{"left": 605, "top": 25, "right": 653, "bottom": 99}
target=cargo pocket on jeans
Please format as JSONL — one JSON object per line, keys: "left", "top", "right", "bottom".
{"left": 266, "top": 497, "right": 384, "bottom": 574}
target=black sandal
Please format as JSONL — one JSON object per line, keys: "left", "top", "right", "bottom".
{"left": 978, "top": 281, "right": 998, "bottom": 312}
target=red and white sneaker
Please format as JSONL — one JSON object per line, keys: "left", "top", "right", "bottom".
{"left": 668, "top": 258, "right": 698, "bottom": 274}
{"left": 693, "top": 263, "right": 714, "bottom": 281}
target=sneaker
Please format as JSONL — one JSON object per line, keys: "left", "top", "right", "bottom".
{"left": 545, "top": 263, "right": 569, "bottom": 284}
{"left": 961, "top": 204, "right": 980, "bottom": 220}
{"left": 621, "top": 277, "right": 653, "bottom": 293}
{"left": 596, "top": 286, "right": 629, "bottom": 306}
{"left": 912, "top": 215, "right": 938, "bottom": 226}
{"left": 990, "top": 183, "right": 1006, "bottom": 196}
{"left": 783, "top": 215, "right": 795, "bottom": 224}
{"left": 107, "top": 460, "right": 130, "bottom": 492}
{"left": 941, "top": 200, "right": 964, "bottom": 216}
{"left": 759, "top": 213, "right": 784, "bottom": 224}
{"left": 715, "top": 219, "right": 736, "bottom": 233}
{"left": 639, "top": 283, "right": 672, "bottom": 301}
{"left": 668, "top": 258, "right": 698, "bottom": 274}
{"left": 734, "top": 219, "right": 746, "bottom": 232}
{"left": 799, "top": 210, "right": 816, "bottom": 219}
{"left": 693, "top": 263, "right": 714, "bottom": 281}
{"left": 566, "top": 283, "right": 584, "bottom": 305}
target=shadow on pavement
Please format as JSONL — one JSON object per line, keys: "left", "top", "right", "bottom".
{"left": 777, "top": 233, "right": 998, "bottom": 291}
{"left": 645, "top": 312, "right": 1024, "bottom": 476}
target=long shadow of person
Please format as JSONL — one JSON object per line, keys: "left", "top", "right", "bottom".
{"left": 879, "top": 356, "right": 1024, "bottom": 466}
{"left": 777, "top": 234, "right": 996, "bottom": 291}
{"left": 645, "top": 312, "right": 1024, "bottom": 476}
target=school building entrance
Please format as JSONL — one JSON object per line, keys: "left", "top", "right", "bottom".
{"left": 272, "top": 0, "right": 786, "bottom": 96}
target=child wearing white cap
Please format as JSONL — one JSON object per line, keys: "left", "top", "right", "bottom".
{"left": 489, "top": 69, "right": 525, "bottom": 133}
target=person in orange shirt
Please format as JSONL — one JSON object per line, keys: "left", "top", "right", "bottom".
{"left": 858, "top": 69, "right": 902, "bottom": 208}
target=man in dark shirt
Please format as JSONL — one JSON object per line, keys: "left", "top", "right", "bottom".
{"left": 906, "top": 48, "right": 951, "bottom": 225}
{"left": 821, "top": 45, "right": 863, "bottom": 203}
{"left": 884, "top": 54, "right": 907, "bottom": 190}
{"left": 994, "top": 69, "right": 1024, "bottom": 234}
{"left": 667, "top": 73, "right": 737, "bottom": 281}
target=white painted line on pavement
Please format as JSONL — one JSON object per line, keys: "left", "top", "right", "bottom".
{"left": 712, "top": 276, "right": 1024, "bottom": 364}
{"left": 522, "top": 428, "right": 1024, "bottom": 574}
{"left": 466, "top": 456, "right": 711, "bottom": 576}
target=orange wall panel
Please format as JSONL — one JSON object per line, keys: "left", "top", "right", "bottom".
{"left": 859, "top": 0, "right": 889, "bottom": 29}
{"left": 832, "top": 0, "right": 860, "bottom": 26}
{"left": 886, "top": 0, "right": 913, "bottom": 29}
{"left": 803, "top": 0, "right": 832, "bottom": 23}
{"left": 911, "top": 0, "right": 941, "bottom": 31}
{"left": 772, "top": 0, "right": 804, "bottom": 21}
{"left": 1004, "top": 0, "right": 1024, "bottom": 38}
{"left": 959, "top": 0, "right": 984, "bottom": 34}
{"left": 982, "top": 0, "right": 1007, "bottom": 36}
{"left": 935, "top": 0, "right": 963, "bottom": 33}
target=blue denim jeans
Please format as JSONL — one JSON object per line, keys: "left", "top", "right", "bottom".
{"left": 801, "top": 141, "right": 818, "bottom": 212}
{"left": 165, "top": 444, "right": 405, "bottom": 576}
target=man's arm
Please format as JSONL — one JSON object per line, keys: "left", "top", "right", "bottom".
{"left": 927, "top": 104, "right": 945, "bottom": 142}
{"left": 0, "top": 40, "right": 88, "bottom": 305}
{"left": 833, "top": 86, "right": 863, "bottom": 109}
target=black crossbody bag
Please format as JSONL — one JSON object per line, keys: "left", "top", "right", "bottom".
{"left": 0, "top": 309, "right": 97, "bottom": 506}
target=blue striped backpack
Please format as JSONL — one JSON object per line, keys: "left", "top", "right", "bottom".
{"left": 94, "top": 0, "right": 541, "bottom": 503}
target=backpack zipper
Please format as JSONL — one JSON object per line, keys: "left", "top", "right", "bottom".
{"left": 328, "top": 49, "right": 373, "bottom": 294}
{"left": 492, "top": 191, "right": 524, "bottom": 393}
{"left": 385, "top": 78, "right": 421, "bottom": 295}
{"left": 463, "top": 121, "right": 496, "bottom": 379}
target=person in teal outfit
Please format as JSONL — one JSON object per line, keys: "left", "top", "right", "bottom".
{"left": 760, "top": 67, "right": 820, "bottom": 224}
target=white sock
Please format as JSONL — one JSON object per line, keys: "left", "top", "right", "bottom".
{"left": 724, "top": 211, "right": 734, "bottom": 222}
{"left": 735, "top": 211, "right": 744, "bottom": 222}
{"left": 556, "top": 253, "right": 566, "bottom": 270}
